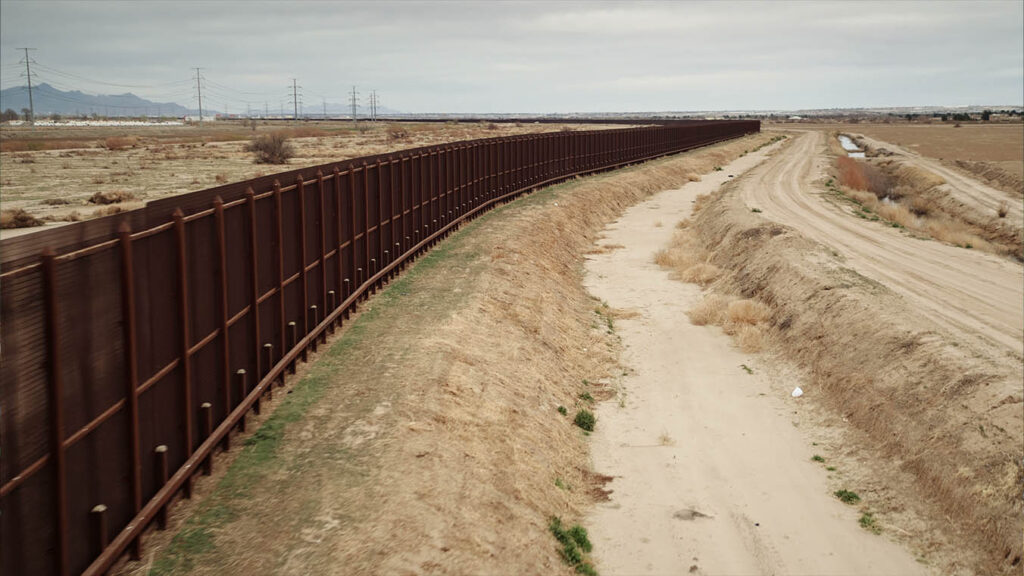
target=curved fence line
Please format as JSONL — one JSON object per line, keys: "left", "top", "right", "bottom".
{"left": 0, "top": 120, "right": 758, "bottom": 576}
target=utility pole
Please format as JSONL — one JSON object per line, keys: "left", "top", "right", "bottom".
{"left": 194, "top": 67, "right": 204, "bottom": 123}
{"left": 264, "top": 102, "right": 268, "bottom": 118}
{"left": 350, "top": 86, "right": 358, "bottom": 123}
{"left": 18, "top": 48, "right": 36, "bottom": 124}
{"left": 291, "top": 79, "right": 299, "bottom": 120}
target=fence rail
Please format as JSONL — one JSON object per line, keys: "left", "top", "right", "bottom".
{"left": 1, "top": 120, "right": 759, "bottom": 575}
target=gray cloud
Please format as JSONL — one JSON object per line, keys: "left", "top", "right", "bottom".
{"left": 2, "top": 0, "right": 1021, "bottom": 113}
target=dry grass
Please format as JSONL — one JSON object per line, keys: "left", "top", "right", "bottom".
{"left": 104, "top": 136, "right": 138, "bottom": 150}
{"left": 0, "top": 208, "right": 43, "bottom": 229}
{"left": 687, "top": 293, "right": 734, "bottom": 326}
{"left": 88, "top": 190, "right": 137, "bottom": 205}
{"left": 92, "top": 202, "right": 144, "bottom": 216}
{"left": 725, "top": 299, "right": 771, "bottom": 326}
{"left": 834, "top": 157, "right": 1021, "bottom": 258}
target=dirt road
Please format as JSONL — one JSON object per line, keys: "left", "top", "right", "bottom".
{"left": 583, "top": 144, "right": 927, "bottom": 575}
{"left": 741, "top": 131, "right": 1023, "bottom": 359}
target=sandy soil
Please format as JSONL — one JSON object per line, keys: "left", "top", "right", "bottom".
{"left": 583, "top": 144, "right": 926, "bottom": 575}
{"left": 745, "top": 131, "right": 1023, "bottom": 358}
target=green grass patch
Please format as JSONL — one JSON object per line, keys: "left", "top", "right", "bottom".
{"left": 834, "top": 489, "right": 861, "bottom": 505}
{"left": 859, "top": 512, "right": 882, "bottom": 534}
{"left": 574, "top": 409, "right": 596, "bottom": 432}
{"left": 578, "top": 392, "right": 594, "bottom": 403}
{"left": 557, "top": 405, "right": 568, "bottom": 416}
{"left": 549, "top": 516, "right": 597, "bottom": 574}
{"left": 811, "top": 454, "right": 825, "bottom": 463}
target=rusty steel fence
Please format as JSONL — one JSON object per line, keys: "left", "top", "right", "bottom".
{"left": 0, "top": 120, "right": 759, "bottom": 576}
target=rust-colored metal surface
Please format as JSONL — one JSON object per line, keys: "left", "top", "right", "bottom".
{"left": 0, "top": 120, "right": 758, "bottom": 575}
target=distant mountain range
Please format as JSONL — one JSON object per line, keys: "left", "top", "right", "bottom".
{"left": 0, "top": 83, "right": 192, "bottom": 117}
{"left": 0, "top": 83, "right": 399, "bottom": 118}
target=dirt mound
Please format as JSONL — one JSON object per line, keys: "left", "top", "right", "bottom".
{"left": 949, "top": 159, "right": 1024, "bottom": 197}
{"left": 683, "top": 180, "right": 1022, "bottom": 574}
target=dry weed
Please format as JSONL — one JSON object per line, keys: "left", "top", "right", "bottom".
{"left": 687, "top": 293, "right": 734, "bottom": 326}
{"left": 726, "top": 299, "right": 771, "bottom": 326}
{"left": 733, "top": 324, "right": 767, "bottom": 353}
{"left": 0, "top": 208, "right": 43, "bottom": 229}
{"left": 89, "top": 190, "right": 137, "bottom": 205}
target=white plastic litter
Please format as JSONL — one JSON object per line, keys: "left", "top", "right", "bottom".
{"left": 791, "top": 387, "right": 804, "bottom": 398}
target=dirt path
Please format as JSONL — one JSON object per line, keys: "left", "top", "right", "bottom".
{"left": 740, "top": 131, "right": 1023, "bottom": 359}
{"left": 583, "top": 145, "right": 927, "bottom": 575}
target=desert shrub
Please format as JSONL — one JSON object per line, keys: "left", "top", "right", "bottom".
{"left": 386, "top": 124, "right": 409, "bottom": 141}
{"left": 573, "top": 409, "right": 595, "bottom": 431}
{"left": 88, "top": 190, "right": 136, "bottom": 205}
{"left": 485, "top": 122, "right": 499, "bottom": 131}
{"left": 43, "top": 197, "right": 73, "bottom": 205}
{"left": 838, "top": 157, "right": 890, "bottom": 196}
{"left": 246, "top": 133, "right": 295, "bottom": 164}
{"left": 0, "top": 208, "right": 43, "bottom": 229}
{"left": 997, "top": 201, "right": 1009, "bottom": 218}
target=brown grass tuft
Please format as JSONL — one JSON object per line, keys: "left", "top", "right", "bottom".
{"left": 687, "top": 293, "right": 734, "bottom": 326}
{"left": 89, "top": 190, "right": 137, "bottom": 205}
{"left": 726, "top": 299, "right": 771, "bottom": 326}
{"left": 0, "top": 208, "right": 44, "bottom": 229}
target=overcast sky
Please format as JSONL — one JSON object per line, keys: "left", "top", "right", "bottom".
{"left": 1, "top": 0, "right": 1021, "bottom": 113}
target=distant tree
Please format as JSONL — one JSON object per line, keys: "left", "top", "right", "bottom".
{"left": 1, "top": 108, "right": 17, "bottom": 122}
{"left": 50, "top": 113, "right": 62, "bottom": 122}
{"left": 21, "top": 108, "right": 31, "bottom": 121}
{"left": 981, "top": 109, "right": 992, "bottom": 121}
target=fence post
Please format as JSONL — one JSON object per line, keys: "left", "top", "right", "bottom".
{"left": 333, "top": 167, "right": 344, "bottom": 326}
{"left": 235, "top": 370, "right": 247, "bottom": 432}
{"left": 41, "top": 249, "right": 69, "bottom": 576}
{"left": 173, "top": 209, "right": 194, "bottom": 499}
{"left": 213, "top": 197, "right": 231, "bottom": 451}
{"left": 246, "top": 188, "right": 262, "bottom": 380}
{"left": 317, "top": 170, "right": 328, "bottom": 341}
{"left": 90, "top": 505, "right": 108, "bottom": 559}
{"left": 199, "top": 403, "right": 212, "bottom": 476}
{"left": 297, "top": 174, "right": 310, "bottom": 362}
{"left": 154, "top": 445, "right": 168, "bottom": 529}
{"left": 118, "top": 223, "right": 143, "bottom": 560}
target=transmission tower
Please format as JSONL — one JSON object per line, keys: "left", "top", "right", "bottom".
{"left": 17, "top": 48, "right": 37, "bottom": 124}
{"left": 290, "top": 79, "right": 303, "bottom": 120}
{"left": 350, "top": 86, "right": 359, "bottom": 123}
{"left": 193, "top": 67, "right": 204, "bottom": 123}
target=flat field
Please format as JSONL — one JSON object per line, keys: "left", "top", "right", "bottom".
{"left": 0, "top": 120, "right": 621, "bottom": 237}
